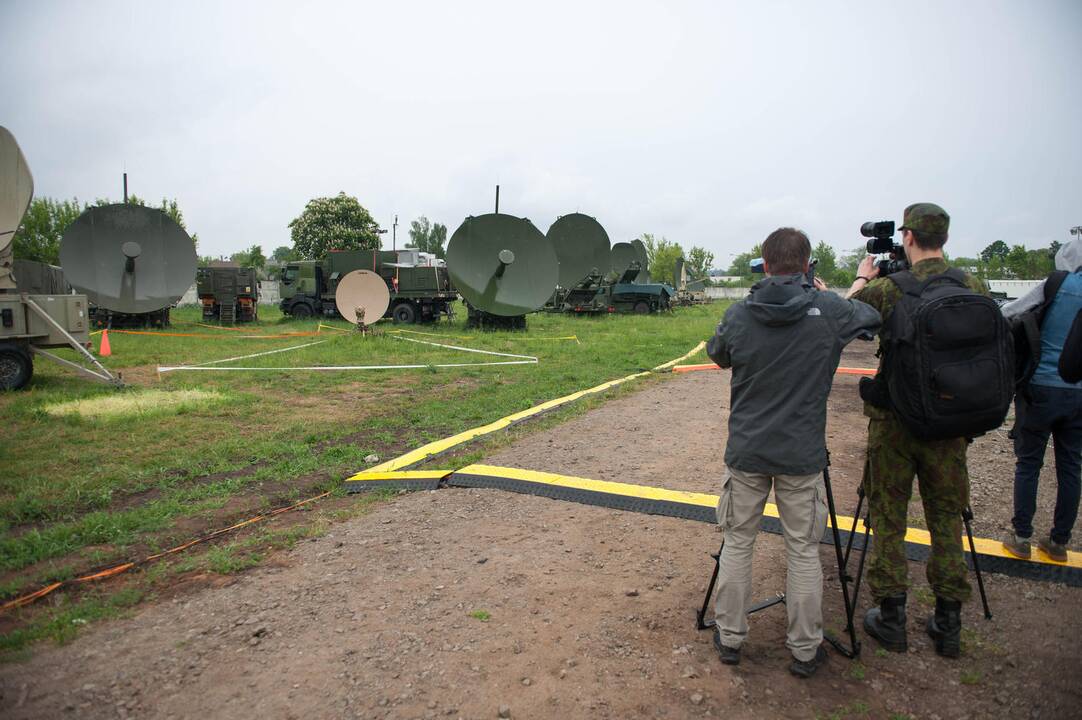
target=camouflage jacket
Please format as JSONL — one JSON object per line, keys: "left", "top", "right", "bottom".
{"left": 853, "top": 257, "right": 989, "bottom": 419}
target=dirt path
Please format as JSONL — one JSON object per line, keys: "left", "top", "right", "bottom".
{"left": 2, "top": 343, "right": 1079, "bottom": 719}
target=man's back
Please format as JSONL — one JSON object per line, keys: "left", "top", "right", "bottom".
{"left": 710, "top": 275, "right": 879, "bottom": 476}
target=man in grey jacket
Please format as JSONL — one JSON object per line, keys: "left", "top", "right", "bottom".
{"left": 706, "top": 227, "right": 880, "bottom": 677}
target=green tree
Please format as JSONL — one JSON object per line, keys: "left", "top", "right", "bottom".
{"left": 11, "top": 197, "right": 84, "bottom": 264}
{"left": 686, "top": 246, "right": 715, "bottom": 281}
{"left": 231, "top": 244, "right": 266, "bottom": 270}
{"left": 408, "top": 216, "right": 448, "bottom": 258}
{"left": 980, "top": 240, "right": 1009, "bottom": 264}
{"left": 639, "top": 233, "right": 684, "bottom": 281}
{"left": 272, "top": 245, "right": 299, "bottom": 262}
{"left": 288, "top": 192, "right": 383, "bottom": 260}
{"left": 727, "top": 244, "right": 763, "bottom": 278}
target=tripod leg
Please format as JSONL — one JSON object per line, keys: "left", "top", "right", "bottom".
{"left": 823, "top": 467, "right": 860, "bottom": 659}
{"left": 962, "top": 507, "right": 993, "bottom": 620}
{"left": 842, "top": 485, "right": 866, "bottom": 572}
{"left": 696, "top": 543, "right": 723, "bottom": 630}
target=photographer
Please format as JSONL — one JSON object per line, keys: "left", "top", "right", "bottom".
{"left": 707, "top": 228, "right": 879, "bottom": 677}
{"left": 848, "top": 203, "right": 990, "bottom": 659}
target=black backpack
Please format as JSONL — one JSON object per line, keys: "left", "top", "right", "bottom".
{"left": 1011, "top": 270, "right": 1068, "bottom": 389}
{"left": 882, "top": 269, "right": 1014, "bottom": 440}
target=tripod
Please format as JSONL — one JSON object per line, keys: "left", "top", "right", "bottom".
{"left": 695, "top": 455, "right": 862, "bottom": 659}
{"left": 841, "top": 484, "right": 993, "bottom": 621}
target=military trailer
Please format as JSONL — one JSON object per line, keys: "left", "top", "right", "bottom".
{"left": 196, "top": 266, "right": 259, "bottom": 323}
{"left": 279, "top": 249, "right": 456, "bottom": 323}
{"left": 607, "top": 265, "right": 675, "bottom": 314}
{"left": 2, "top": 127, "right": 120, "bottom": 391}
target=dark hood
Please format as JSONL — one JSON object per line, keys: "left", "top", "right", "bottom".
{"left": 745, "top": 275, "right": 814, "bottom": 327}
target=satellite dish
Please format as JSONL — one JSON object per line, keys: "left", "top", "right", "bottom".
{"left": 0, "top": 126, "right": 34, "bottom": 290}
{"left": 60, "top": 204, "right": 197, "bottom": 314}
{"left": 447, "top": 213, "right": 558, "bottom": 316}
{"left": 335, "top": 269, "right": 390, "bottom": 325}
{"left": 547, "top": 213, "right": 611, "bottom": 288}
{"left": 630, "top": 239, "right": 651, "bottom": 283}
{"left": 610, "top": 242, "right": 638, "bottom": 276}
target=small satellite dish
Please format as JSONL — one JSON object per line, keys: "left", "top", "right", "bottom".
{"left": 447, "top": 213, "right": 558, "bottom": 317}
{"left": 335, "top": 269, "right": 390, "bottom": 325}
{"left": 60, "top": 204, "right": 198, "bottom": 314}
{"left": 630, "top": 238, "right": 651, "bottom": 283}
{"left": 610, "top": 242, "right": 638, "bottom": 277}
{"left": 547, "top": 213, "right": 611, "bottom": 289}
{"left": 0, "top": 126, "right": 34, "bottom": 289}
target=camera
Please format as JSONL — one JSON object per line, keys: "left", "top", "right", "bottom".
{"left": 750, "top": 257, "right": 818, "bottom": 285}
{"left": 860, "top": 220, "right": 908, "bottom": 276}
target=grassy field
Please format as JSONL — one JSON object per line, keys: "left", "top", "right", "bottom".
{"left": 0, "top": 301, "right": 722, "bottom": 657}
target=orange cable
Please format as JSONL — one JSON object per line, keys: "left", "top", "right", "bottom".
{"left": 1, "top": 492, "right": 331, "bottom": 613}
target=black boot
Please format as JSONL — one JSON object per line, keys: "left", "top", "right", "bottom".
{"left": 863, "top": 594, "right": 908, "bottom": 652}
{"left": 926, "top": 597, "right": 962, "bottom": 658}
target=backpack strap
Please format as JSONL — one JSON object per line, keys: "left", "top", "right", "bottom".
{"left": 887, "top": 270, "right": 921, "bottom": 297}
{"left": 1038, "top": 270, "right": 1069, "bottom": 325}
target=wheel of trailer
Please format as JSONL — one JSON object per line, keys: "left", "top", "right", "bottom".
{"left": 0, "top": 343, "right": 33, "bottom": 391}
{"left": 392, "top": 302, "right": 416, "bottom": 324}
{"left": 633, "top": 301, "right": 650, "bottom": 314}
{"left": 291, "top": 303, "right": 313, "bottom": 318}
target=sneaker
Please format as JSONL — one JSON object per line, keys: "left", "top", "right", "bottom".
{"left": 789, "top": 644, "right": 827, "bottom": 678}
{"left": 1038, "top": 536, "right": 1068, "bottom": 562}
{"left": 1002, "top": 532, "right": 1031, "bottom": 560}
{"left": 712, "top": 627, "right": 741, "bottom": 665}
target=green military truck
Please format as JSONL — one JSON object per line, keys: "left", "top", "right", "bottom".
{"left": 196, "top": 266, "right": 259, "bottom": 323}
{"left": 279, "top": 249, "right": 456, "bottom": 323}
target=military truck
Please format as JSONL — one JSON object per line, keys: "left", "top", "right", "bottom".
{"left": 196, "top": 266, "right": 259, "bottom": 323}
{"left": 607, "top": 264, "right": 675, "bottom": 314}
{"left": 279, "top": 248, "right": 456, "bottom": 323}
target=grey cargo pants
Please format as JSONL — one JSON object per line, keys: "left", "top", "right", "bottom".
{"left": 713, "top": 467, "right": 828, "bottom": 662}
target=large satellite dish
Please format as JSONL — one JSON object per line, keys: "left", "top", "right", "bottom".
{"left": 60, "top": 204, "right": 197, "bottom": 314}
{"left": 446, "top": 213, "right": 558, "bottom": 317}
{"left": 630, "top": 238, "right": 651, "bottom": 282}
{"left": 547, "top": 213, "right": 611, "bottom": 288}
{"left": 610, "top": 242, "right": 638, "bottom": 277}
{"left": 0, "top": 126, "right": 34, "bottom": 289}
{"left": 335, "top": 269, "right": 390, "bottom": 324}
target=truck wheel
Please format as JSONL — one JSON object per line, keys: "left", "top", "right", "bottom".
{"left": 393, "top": 303, "right": 416, "bottom": 324}
{"left": 0, "top": 343, "right": 33, "bottom": 391}
{"left": 291, "top": 303, "right": 313, "bottom": 318}
{"left": 633, "top": 301, "right": 650, "bottom": 314}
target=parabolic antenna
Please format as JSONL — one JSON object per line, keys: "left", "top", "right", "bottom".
{"left": 0, "top": 126, "right": 34, "bottom": 290}
{"left": 547, "top": 213, "right": 611, "bottom": 288}
{"left": 610, "top": 242, "right": 638, "bottom": 276}
{"left": 335, "top": 269, "right": 390, "bottom": 324}
{"left": 630, "top": 238, "right": 651, "bottom": 283}
{"left": 60, "top": 204, "right": 197, "bottom": 314}
{"left": 447, "top": 213, "right": 558, "bottom": 316}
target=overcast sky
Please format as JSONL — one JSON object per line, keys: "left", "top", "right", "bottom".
{"left": 2, "top": 0, "right": 1080, "bottom": 265}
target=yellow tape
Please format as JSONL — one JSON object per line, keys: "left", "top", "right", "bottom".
{"left": 352, "top": 370, "right": 651, "bottom": 476}
{"left": 654, "top": 340, "right": 706, "bottom": 370}
{"left": 383, "top": 463, "right": 1078, "bottom": 570}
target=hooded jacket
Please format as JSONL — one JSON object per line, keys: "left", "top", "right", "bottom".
{"left": 707, "top": 275, "right": 881, "bottom": 476}
{"left": 1001, "top": 238, "right": 1082, "bottom": 389}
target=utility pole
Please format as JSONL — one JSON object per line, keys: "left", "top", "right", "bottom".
{"left": 393, "top": 215, "right": 398, "bottom": 253}
{"left": 123, "top": 173, "right": 128, "bottom": 203}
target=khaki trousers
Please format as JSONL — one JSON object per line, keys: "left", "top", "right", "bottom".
{"left": 713, "top": 467, "right": 828, "bottom": 662}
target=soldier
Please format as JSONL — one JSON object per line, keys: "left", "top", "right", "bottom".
{"left": 846, "top": 203, "right": 987, "bottom": 658}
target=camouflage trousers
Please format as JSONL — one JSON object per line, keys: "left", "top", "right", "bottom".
{"left": 864, "top": 414, "right": 973, "bottom": 603}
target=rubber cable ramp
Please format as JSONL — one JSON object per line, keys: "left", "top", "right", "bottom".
{"left": 346, "top": 464, "right": 1082, "bottom": 588}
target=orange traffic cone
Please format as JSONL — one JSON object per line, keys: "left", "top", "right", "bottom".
{"left": 99, "top": 329, "right": 112, "bottom": 357}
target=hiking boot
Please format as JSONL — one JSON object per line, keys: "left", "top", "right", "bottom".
{"left": 789, "top": 644, "right": 828, "bottom": 678}
{"left": 1038, "top": 536, "right": 1068, "bottom": 562}
{"left": 1002, "top": 532, "right": 1031, "bottom": 559}
{"left": 712, "top": 627, "right": 741, "bottom": 665}
{"left": 926, "top": 597, "right": 962, "bottom": 658}
{"left": 863, "top": 594, "right": 908, "bottom": 652}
